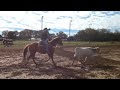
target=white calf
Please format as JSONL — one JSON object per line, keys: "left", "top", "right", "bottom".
{"left": 73, "top": 47, "right": 100, "bottom": 66}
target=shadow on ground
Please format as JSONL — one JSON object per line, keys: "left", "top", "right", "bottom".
{"left": 0, "top": 46, "right": 120, "bottom": 79}
{"left": 0, "top": 55, "right": 120, "bottom": 79}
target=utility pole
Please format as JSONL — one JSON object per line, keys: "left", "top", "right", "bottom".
{"left": 69, "top": 20, "right": 72, "bottom": 37}
{"left": 41, "top": 16, "right": 43, "bottom": 30}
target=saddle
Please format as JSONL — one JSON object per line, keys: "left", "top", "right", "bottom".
{"left": 38, "top": 40, "right": 50, "bottom": 53}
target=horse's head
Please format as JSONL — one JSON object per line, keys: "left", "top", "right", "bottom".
{"left": 49, "top": 37, "right": 63, "bottom": 47}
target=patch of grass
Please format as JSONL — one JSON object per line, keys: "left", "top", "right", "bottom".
{"left": 0, "top": 40, "right": 36, "bottom": 53}
{"left": 1, "top": 40, "right": 120, "bottom": 49}
{"left": 0, "top": 40, "right": 36, "bottom": 49}
{"left": 0, "top": 40, "right": 119, "bottom": 55}
{"left": 63, "top": 41, "right": 120, "bottom": 47}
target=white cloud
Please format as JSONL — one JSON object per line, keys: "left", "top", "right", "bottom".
{"left": 0, "top": 11, "right": 120, "bottom": 35}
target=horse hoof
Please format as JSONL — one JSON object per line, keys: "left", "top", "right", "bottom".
{"left": 44, "top": 60, "right": 48, "bottom": 62}
{"left": 54, "top": 64, "right": 57, "bottom": 67}
{"left": 36, "top": 64, "right": 39, "bottom": 68}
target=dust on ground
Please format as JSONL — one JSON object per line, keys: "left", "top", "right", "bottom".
{"left": 0, "top": 45, "right": 120, "bottom": 79}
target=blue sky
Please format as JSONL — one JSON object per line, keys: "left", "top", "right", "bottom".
{"left": 0, "top": 11, "right": 120, "bottom": 36}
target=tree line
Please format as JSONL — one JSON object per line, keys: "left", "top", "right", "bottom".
{"left": 1, "top": 28, "right": 120, "bottom": 42}
{"left": 1, "top": 29, "right": 68, "bottom": 40}
{"left": 68, "top": 28, "right": 120, "bottom": 41}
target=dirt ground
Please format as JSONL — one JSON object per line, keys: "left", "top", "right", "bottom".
{"left": 0, "top": 45, "right": 120, "bottom": 79}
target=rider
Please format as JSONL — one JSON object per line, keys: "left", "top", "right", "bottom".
{"left": 40, "top": 28, "right": 51, "bottom": 54}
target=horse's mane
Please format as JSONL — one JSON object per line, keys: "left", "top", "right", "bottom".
{"left": 48, "top": 37, "right": 61, "bottom": 46}
{"left": 49, "top": 37, "right": 60, "bottom": 43}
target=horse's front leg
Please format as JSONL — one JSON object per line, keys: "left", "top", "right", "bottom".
{"left": 52, "top": 58, "right": 56, "bottom": 67}
{"left": 44, "top": 57, "right": 50, "bottom": 62}
{"left": 47, "top": 52, "right": 56, "bottom": 66}
{"left": 50, "top": 54, "right": 56, "bottom": 67}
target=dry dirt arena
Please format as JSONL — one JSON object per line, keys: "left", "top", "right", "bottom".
{"left": 0, "top": 45, "right": 120, "bottom": 79}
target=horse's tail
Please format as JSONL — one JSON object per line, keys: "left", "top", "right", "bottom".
{"left": 23, "top": 44, "right": 30, "bottom": 61}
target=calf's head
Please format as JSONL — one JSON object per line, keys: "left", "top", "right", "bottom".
{"left": 91, "top": 47, "right": 100, "bottom": 53}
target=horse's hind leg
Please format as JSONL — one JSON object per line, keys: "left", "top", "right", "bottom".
{"left": 32, "top": 56, "right": 38, "bottom": 66}
{"left": 24, "top": 56, "right": 31, "bottom": 65}
{"left": 31, "top": 52, "right": 39, "bottom": 67}
{"left": 32, "top": 58, "right": 39, "bottom": 68}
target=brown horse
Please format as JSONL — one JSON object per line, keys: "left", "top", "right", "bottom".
{"left": 22, "top": 37, "right": 63, "bottom": 67}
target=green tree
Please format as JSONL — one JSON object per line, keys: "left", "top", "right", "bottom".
{"left": 2, "top": 30, "right": 8, "bottom": 37}
{"left": 56, "top": 31, "right": 68, "bottom": 39}
{"left": 7, "top": 31, "right": 18, "bottom": 40}
{"left": 19, "top": 29, "right": 33, "bottom": 40}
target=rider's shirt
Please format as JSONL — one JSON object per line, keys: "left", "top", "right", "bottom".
{"left": 41, "top": 30, "right": 49, "bottom": 40}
